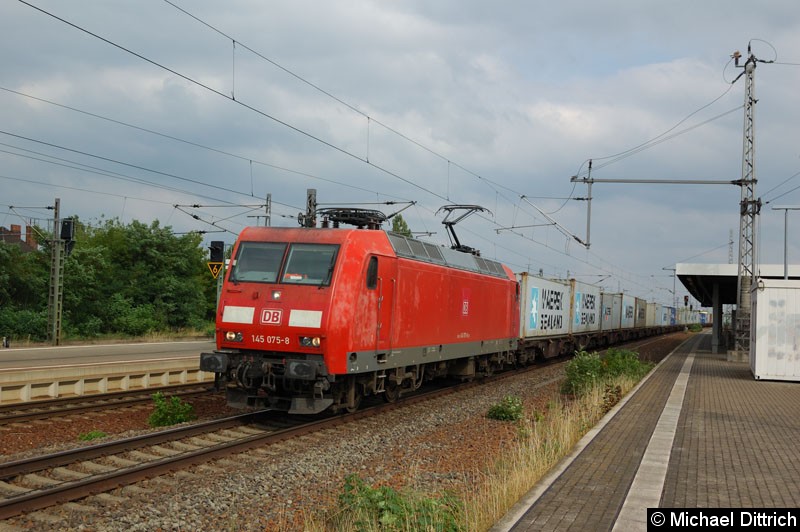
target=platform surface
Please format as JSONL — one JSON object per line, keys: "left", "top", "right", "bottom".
{"left": 492, "top": 332, "right": 800, "bottom": 531}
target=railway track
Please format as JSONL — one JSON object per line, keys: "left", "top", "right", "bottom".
{"left": 0, "top": 384, "right": 215, "bottom": 426}
{"left": 0, "top": 333, "right": 674, "bottom": 520}
{"left": 0, "top": 356, "right": 563, "bottom": 520}
{"left": 0, "top": 412, "right": 294, "bottom": 519}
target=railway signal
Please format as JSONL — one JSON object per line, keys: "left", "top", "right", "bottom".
{"left": 207, "top": 241, "right": 224, "bottom": 279}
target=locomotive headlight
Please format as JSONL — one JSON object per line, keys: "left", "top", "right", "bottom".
{"left": 299, "top": 336, "right": 321, "bottom": 348}
{"left": 225, "top": 331, "right": 243, "bottom": 342}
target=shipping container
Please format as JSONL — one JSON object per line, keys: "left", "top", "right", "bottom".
{"left": 751, "top": 279, "right": 800, "bottom": 381}
{"left": 634, "top": 297, "right": 647, "bottom": 328}
{"left": 621, "top": 294, "right": 636, "bottom": 329}
{"left": 570, "top": 280, "right": 601, "bottom": 334}
{"left": 645, "top": 302, "right": 662, "bottom": 327}
{"left": 601, "top": 293, "right": 623, "bottom": 331}
{"left": 517, "top": 273, "right": 571, "bottom": 338}
{"left": 661, "top": 306, "right": 675, "bottom": 326}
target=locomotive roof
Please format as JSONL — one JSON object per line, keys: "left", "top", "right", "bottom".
{"left": 237, "top": 226, "right": 511, "bottom": 279}
{"left": 386, "top": 232, "right": 509, "bottom": 279}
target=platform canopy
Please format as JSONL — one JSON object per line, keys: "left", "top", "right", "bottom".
{"left": 676, "top": 263, "right": 800, "bottom": 307}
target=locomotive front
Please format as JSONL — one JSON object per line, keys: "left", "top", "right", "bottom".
{"left": 200, "top": 226, "right": 347, "bottom": 414}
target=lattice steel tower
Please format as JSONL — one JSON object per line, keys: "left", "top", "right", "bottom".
{"left": 734, "top": 46, "right": 763, "bottom": 361}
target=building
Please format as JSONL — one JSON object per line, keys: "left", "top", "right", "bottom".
{"left": 0, "top": 224, "right": 39, "bottom": 253}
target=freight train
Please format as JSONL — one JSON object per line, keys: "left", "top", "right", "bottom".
{"left": 200, "top": 210, "right": 701, "bottom": 414}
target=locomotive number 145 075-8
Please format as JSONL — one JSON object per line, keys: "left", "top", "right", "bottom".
{"left": 251, "top": 335, "right": 290, "bottom": 345}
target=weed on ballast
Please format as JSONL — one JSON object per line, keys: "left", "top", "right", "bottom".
{"left": 331, "top": 474, "right": 463, "bottom": 531}
{"left": 78, "top": 430, "right": 107, "bottom": 441}
{"left": 147, "top": 392, "right": 196, "bottom": 427}
{"left": 487, "top": 395, "right": 524, "bottom": 422}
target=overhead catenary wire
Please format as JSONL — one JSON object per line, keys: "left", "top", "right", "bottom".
{"left": 17, "top": 0, "right": 588, "bottom": 274}
{"left": 0, "top": 86, "right": 410, "bottom": 201}
{"left": 17, "top": 0, "right": 445, "bottom": 202}
{"left": 14, "top": 0, "right": 775, "bottom": 296}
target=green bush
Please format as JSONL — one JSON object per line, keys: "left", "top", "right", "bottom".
{"left": 147, "top": 392, "right": 196, "bottom": 427}
{"left": 604, "top": 348, "right": 651, "bottom": 379}
{"left": 487, "top": 395, "right": 524, "bottom": 421}
{"left": 337, "top": 474, "right": 462, "bottom": 531}
{"left": 688, "top": 323, "right": 703, "bottom": 332}
{"left": 109, "top": 294, "right": 158, "bottom": 336}
{"left": 0, "top": 307, "right": 48, "bottom": 342}
{"left": 562, "top": 349, "right": 653, "bottom": 397}
{"left": 561, "top": 351, "right": 604, "bottom": 396}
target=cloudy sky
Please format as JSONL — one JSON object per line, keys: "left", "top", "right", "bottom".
{"left": 3, "top": 0, "right": 800, "bottom": 306}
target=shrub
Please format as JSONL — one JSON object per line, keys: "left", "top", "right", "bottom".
{"left": 147, "top": 392, "right": 196, "bottom": 427}
{"left": 487, "top": 395, "right": 524, "bottom": 421}
{"left": 562, "top": 349, "right": 652, "bottom": 397}
{"left": 604, "top": 348, "right": 649, "bottom": 379}
{"left": 561, "top": 351, "right": 603, "bottom": 396}
{"left": 0, "top": 308, "right": 48, "bottom": 342}
{"left": 688, "top": 323, "right": 703, "bottom": 332}
{"left": 336, "top": 474, "right": 462, "bottom": 531}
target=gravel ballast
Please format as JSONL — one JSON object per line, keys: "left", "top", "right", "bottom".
{"left": 0, "top": 333, "right": 691, "bottom": 531}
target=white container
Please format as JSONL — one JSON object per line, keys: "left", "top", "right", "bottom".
{"left": 662, "top": 306, "right": 675, "bottom": 326}
{"left": 517, "top": 273, "right": 570, "bottom": 338}
{"left": 570, "top": 280, "right": 601, "bottom": 334}
{"left": 621, "top": 295, "right": 636, "bottom": 329}
{"left": 645, "top": 302, "right": 662, "bottom": 327}
{"left": 750, "top": 279, "right": 800, "bottom": 381}
{"left": 601, "top": 293, "right": 623, "bottom": 331}
{"left": 634, "top": 297, "right": 647, "bottom": 328}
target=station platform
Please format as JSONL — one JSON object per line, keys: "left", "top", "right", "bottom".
{"left": 492, "top": 331, "right": 800, "bottom": 531}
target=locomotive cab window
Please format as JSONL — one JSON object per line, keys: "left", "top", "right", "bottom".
{"left": 282, "top": 244, "right": 339, "bottom": 286}
{"left": 366, "top": 256, "right": 378, "bottom": 289}
{"left": 230, "top": 242, "right": 286, "bottom": 283}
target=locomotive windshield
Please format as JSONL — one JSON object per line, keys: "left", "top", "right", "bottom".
{"left": 229, "top": 241, "right": 338, "bottom": 286}
{"left": 230, "top": 242, "right": 286, "bottom": 283}
{"left": 282, "top": 244, "right": 338, "bottom": 286}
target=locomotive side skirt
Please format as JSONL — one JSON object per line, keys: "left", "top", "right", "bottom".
{"left": 344, "top": 337, "right": 519, "bottom": 373}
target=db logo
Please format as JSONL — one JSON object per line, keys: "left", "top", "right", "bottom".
{"left": 260, "top": 309, "right": 283, "bottom": 325}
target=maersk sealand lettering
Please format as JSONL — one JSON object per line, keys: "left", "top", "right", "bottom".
{"left": 541, "top": 289, "right": 563, "bottom": 310}
{"left": 539, "top": 313, "right": 563, "bottom": 330}
{"left": 575, "top": 293, "right": 597, "bottom": 326}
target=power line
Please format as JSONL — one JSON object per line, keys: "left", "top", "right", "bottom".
{"left": 575, "top": 100, "right": 741, "bottom": 179}
{"left": 18, "top": 0, "right": 445, "bottom": 201}
{"left": 762, "top": 169, "right": 800, "bottom": 203}
{"left": 0, "top": 85, "right": 409, "bottom": 200}
{"left": 0, "top": 129, "right": 289, "bottom": 203}
{"left": 16, "top": 0, "right": 748, "bottom": 292}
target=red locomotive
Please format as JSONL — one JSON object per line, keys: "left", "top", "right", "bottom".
{"left": 200, "top": 209, "right": 520, "bottom": 414}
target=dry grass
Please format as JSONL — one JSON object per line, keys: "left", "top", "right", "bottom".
{"left": 464, "top": 375, "right": 641, "bottom": 531}
{"left": 304, "top": 374, "right": 644, "bottom": 532}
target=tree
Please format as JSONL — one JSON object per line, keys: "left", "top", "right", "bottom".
{"left": 391, "top": 214, "right": 412, "bottom": 237}
{"left": 64, "top": 218, "right": 211, "bottom": 334}
{"left": 1, "top": 216, "right": 218, "bottom": 340}
{"left": 0, "top": 239, "right": 50, "bottom": 341}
